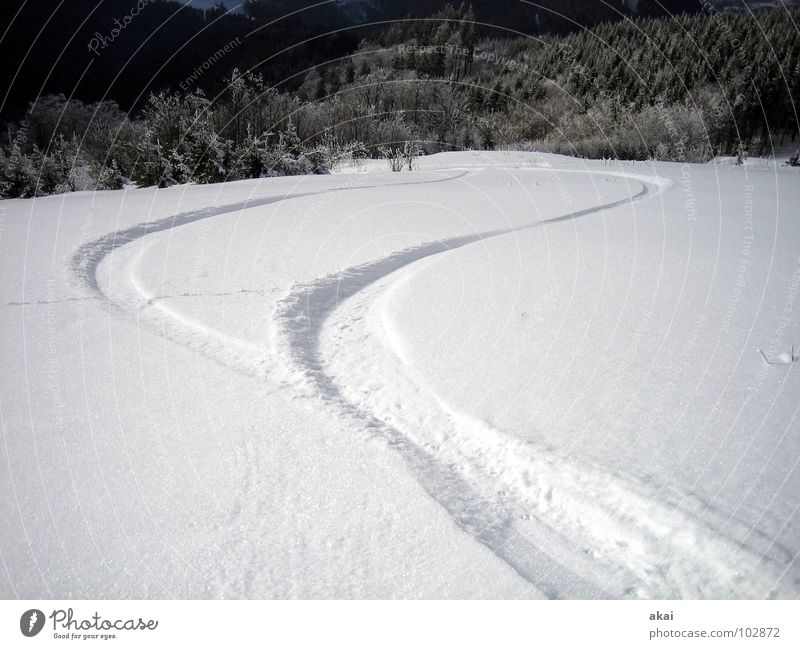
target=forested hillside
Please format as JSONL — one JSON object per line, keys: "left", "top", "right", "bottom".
{"left": 376, "top": 5, "right": 799, "bottom": 157}
{"left": 1, "top": 3, "right": 798, "bottom": 198}
{"left": 0, "top": 0, "right": 706, "bottom": 121}
{"left": 0, "top": 0, "right": 358, "bottom": 119}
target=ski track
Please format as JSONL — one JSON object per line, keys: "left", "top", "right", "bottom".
{"left": 320, "top": 275, "right": 799, "bottom": 598}
{"left": 69, "top": 166, "right": 799, "bottom": 598}
{"left": 69, "top": 171, "right": 470, "bottom": 381}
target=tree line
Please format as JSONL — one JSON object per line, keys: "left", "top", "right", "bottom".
{"left": 1, "top": 4, "right": 798, "bottom": 198}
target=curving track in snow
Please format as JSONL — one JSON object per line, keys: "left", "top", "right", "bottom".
{"left": 70, "top": 165, "right": 798, "bottom": 598}
{"left": 272, "top": 169, "right": 797, "bottom": 599}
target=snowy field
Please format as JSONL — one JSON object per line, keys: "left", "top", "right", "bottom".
{"left": 1, "top": 151, "right": 798, "bottom": 599}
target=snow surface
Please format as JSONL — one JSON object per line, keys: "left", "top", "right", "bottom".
{"left": 1, "top": 152, "right": 798, "bottom": 598}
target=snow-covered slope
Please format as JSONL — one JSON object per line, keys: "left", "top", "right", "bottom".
{"left": 1, "top": 152, "right": 798, "bottom": 598}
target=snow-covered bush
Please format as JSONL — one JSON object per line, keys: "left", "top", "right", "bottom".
{"left": 383, "top": 142, "right": 421, "bottom": 172}
{"left": 315, "top": 135, "right": 370, "bottom": 172}
{"left": 95, "top": 161, "right": 128, "bottom": 190}
{"left": 0, "top": 141, "right": 37, "bottom": 198}
{"left": 402, "top": 141, "right": 422, "bottom": 170}
{"left": 133, "top": 134, "right": 175, "bottom": 188}
{"left": 230, "top": 131, "right": 273, "bottom": 179}
{"left": 181, "top": 122, "right": 232, "bottom": 184}
{"left": 383, "top": 146, "right": 405, "bottom": 172}
{"left": 131, "top": 91, "right": 234, "bottom": 187}
{"left": 298, "top": 148, "right": 331, "bottom": 175}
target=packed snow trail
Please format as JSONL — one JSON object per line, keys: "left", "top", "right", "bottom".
{"left": 61, "top": 158, "right": 800, "bottom": 598}
{"left": 318, "top": 266, "right": 797, "bottom": 598}
{"left": 2, "top": 167, "right": 541, "bottom": 598}
{"left": 273, "top": 170, "right": 797, "bottom": 598}
{"left": 70, "top": 170, "right": 470, "bottom": 381}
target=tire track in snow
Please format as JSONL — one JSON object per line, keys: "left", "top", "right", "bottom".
{"left": 272, "top": 169, "right": 799, "bottom": 598}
